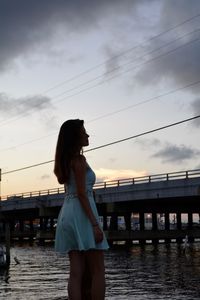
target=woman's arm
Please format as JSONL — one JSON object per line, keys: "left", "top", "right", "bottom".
{"left": 72, "top": 155, "right": 103, "bottom": 243}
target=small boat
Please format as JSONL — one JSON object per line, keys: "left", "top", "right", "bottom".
{"left": 0, "top": 245, "right": 7, "bottom": 267}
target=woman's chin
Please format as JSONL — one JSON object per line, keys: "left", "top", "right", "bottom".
{"left": 83, "top": 142, "right": 89, "bottom": 147}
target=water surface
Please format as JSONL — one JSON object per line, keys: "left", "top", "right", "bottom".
{"left": 0, "top": 242, "right": 200, "bottom": 299}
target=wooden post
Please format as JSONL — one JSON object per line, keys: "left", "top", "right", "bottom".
{"left": 5, "top": 222, "right": 10, "bottom": 266}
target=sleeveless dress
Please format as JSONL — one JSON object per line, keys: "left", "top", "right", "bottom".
{"left": 55, "top": 163, "right": 109, "bottom": 253}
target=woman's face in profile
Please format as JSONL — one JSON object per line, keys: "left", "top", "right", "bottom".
{"left": 80, "top": 126, "right": 89, "bottom": 147}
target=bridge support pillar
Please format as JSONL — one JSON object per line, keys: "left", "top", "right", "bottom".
{"left": 50, "top": 218, "right": 54, "bottom": 230}
{"left": 39, "top": 217, "right": 44, "bottom": 230}
{"left": 19, "top": 219, "right": 24, "bottom": 231}
{"left": 165, "top": 212, "right": 170, "bottom": 230}
{"left": 38, "top": 218, "right": 46, "bottom": 245}
{"left": 176, "top": 213, "right": 182, "bottom": 243}
{"left": 188, "top": 213, "right": 193, "bottom": 229}
{"left": 109, "top": 213, "right": 118, "bottom": 230}
{"left": 124, "top": 213, "right": 132, "bottom": 246}
{"left": 29, "top": 219, "right": 34, "bottom": 243}
{"left": 108, "top": 213, "right": 118, "bottom": 247}
{"left": 188, "top": 213, "right": 194, "bottom": 242}
{"left": 124, "top": 213, "right": 131, "bottom": 231}
{"left": 103, "top": 215, "right": 108, "bottom": 231}
{"left": 139, "top": 213, "right": 145, "bottom": 244}
{"left": 152, "top": 213, "right": 158, "bottom": 230}
{"left": 165, "top": 213, "right": 170, "bottom": 243}
{"left": 152, "top": 213, "right": 159, "bottom": 244}
{"left": 30, "top": 219, "right": 34, "bottom": 231}
{"left": 11, "top": 221, "right": 15, "bottom": 232}
{"left": 139, "top": 213, "right": 144, "bottom": 230}
{"left": 43, "top": 217, "right": 49, "bottom": 230}
{"left": 19, "top": 219, "right": 24, "bottom": 242}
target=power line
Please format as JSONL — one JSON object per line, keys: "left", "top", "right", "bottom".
{"left": 87, "top": 79, "right": 200, "bottom": 123}
{"left": 29, "top": 33, "right": 200, "bottom": 106}
{"left": 2, "top": 114, "right": 200, "bottom": 176}
{"left": 0, "top": 16, "right": 200, "bottom": 155}
{"left": 0, "top": 132, "right": 57, "bottom": 153}
{"left": 0, "top": 29, "right": 199, "bottom": 151}
{"left": 38, "top": 12, "right": 200, "bottom": 95}
{"left": 34, "top": 34, "right": 200, "bottom": 109}
{"left": 44, "top": 28, "right": 200, "bottom": 103}
{"left": 86, "top": 115, "right": 200, "bottom": 152}
{"left": 0, "top": 18, "right": 200, "bottom": 127}
{"left": 1, "top": 77, "right": 200, "bottom": 153}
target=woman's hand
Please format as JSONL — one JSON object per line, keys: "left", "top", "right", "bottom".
{"left": 93, "top": 225, "right": 103, "bottom": 243}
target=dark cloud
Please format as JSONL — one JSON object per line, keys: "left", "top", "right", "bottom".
{"left": 0, "top": 93, "right": 52, "bottom": 115}
{"left": 0, "top": 0, "right": 138, "bottom": 72}
{"left": 152, "top": 143, "right": 200, "bottom": 163}
{"left": 134, "top": 0, "right": 200, "bottom": 94}
{"left": 2, "top": 0, "right": 199, "bottom": 97}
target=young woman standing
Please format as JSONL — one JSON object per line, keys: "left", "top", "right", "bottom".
{"left": 54, "top": 119, "right": 109, "bottom": 300}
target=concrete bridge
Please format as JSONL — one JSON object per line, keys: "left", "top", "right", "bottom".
{"left": 0, "top": 169, "right": 200, "bottom": 245}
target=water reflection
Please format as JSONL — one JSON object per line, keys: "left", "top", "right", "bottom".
{"left": 0, "top": 243, "right": 200, "bottom": 299}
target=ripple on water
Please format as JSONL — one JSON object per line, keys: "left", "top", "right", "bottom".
{"left": 0, "top": 243, "right": 200, "bottom": 299}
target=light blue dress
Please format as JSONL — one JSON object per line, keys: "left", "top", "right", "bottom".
{"left": 55, "top": 163, "right": 109, "bottom": 253}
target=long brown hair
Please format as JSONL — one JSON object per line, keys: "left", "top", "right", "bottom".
{"left": 54, "top": 119, "right": 84, "bottom": 184}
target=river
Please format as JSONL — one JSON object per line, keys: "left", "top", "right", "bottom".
{"left": 0, "top": 242, "right": 200, "bottom": 299}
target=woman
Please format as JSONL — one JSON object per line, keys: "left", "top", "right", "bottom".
{"left": 54, "top": 119, "right": 109, "bottom": 300}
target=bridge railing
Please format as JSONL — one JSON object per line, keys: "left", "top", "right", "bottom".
{"left": 1, "top": 169, "right": 200, "bottom": 201}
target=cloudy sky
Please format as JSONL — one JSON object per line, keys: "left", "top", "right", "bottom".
{"left": 0, "top": 0, "right": 200, "bottom": 196}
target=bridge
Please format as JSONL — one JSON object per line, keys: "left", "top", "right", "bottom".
{"left": 0, "top": 169, "right": 200, "bottom": 245}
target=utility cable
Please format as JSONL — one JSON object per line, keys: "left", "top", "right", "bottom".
{"left": 0, "top": 132, "right": 57, "bottom": 153}
{"left": 17, "top": 34, "right": 198, "bottom": 113}
{"left": 1, "top": 77, "right": 200, "bottom": 153}
{"left": 1, "top": 77, "right": 199, "bottom": 153}
{"left": 49, "top": 28, "right": 200, "bottom": 101}
{"left": 87, "top": 79, "right": 200, "bottom": 122}
{"left": 86, "top": 115, "right": 200, "bottom": 152}
{"left": 38, "top": 12, "right": 200, "bottom": 95}
{"left": 0, "top": 20, "right": 200, "bottom": 127}
{"left": 2, "top": 114, "right": 200, "bottom": 176}
{"left": 0, "top": 29, "right": 199, "bottom": 130}
{"left": 0, "top": 21, "right": 199, "bottom": 153}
